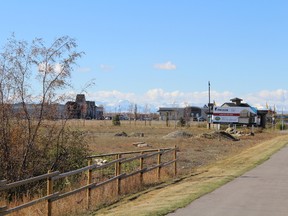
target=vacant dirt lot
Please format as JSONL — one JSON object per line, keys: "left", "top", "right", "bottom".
{"left": 91, "top": 133, "right": 288, "bottom": 216}
{"left": 69, "top": 120, "right": 277, "bottom": 176}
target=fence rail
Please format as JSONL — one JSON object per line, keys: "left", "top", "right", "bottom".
{"left": 0, "top": 146, "right": 178, "bottom": 216}
{"left": 87, "top": 147, "right": 173, "bottom": 158}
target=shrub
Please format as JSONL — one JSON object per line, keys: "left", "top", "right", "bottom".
{"left": 112, "top": 115, "right": 121, "bottom": 126}
{"left": 276, "top": 122, "right": 286, "bottom": 130}
{"left": 177, "top": 117, "right": 186, "bottom": 127}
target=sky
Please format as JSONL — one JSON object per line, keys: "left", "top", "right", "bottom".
{"left": 1, "top": 0, "right": 288, "bottom": 112}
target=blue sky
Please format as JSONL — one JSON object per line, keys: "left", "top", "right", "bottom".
{"left": 1, "top": 1, "right": 288, "bottom": 111}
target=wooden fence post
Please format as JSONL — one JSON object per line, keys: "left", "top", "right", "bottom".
{"left": 87, "top": 158, "right": 92, "bottom": 209}
{"left": 0, "top": 180, "right": 7, "bottom": 213}
{"left": 47, "top": 170, "right": 53, "bottom": 216}
{"left": 114, "top": 154, "right": 118, "bottom": 176}
{"left": 116, "top": 154, "right": 122, "bottom": 195}
{"left": 157, "top": 149, "right": 162, "bottom": 180}
{"left": 174, "top": 145, "right": 177, "bottom": 176}
{"left": 139, "top": 151, "right": 144, "bottom": 185}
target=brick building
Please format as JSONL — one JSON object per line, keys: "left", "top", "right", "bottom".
{"left": 65, "top": 94, "right": 103, "bottom": 119}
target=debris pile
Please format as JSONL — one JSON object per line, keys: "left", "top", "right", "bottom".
{"left": 225, "top": 127, "right": 254, "bottom": 137}
{"left": 198, "top": 131, "right": 239, "bottom": 141}
{"left": 163, "top": 131, "right": 193, "bottom": 139}
{"left": 114, "top": 131, "right": 128, "bottom": 137}
{"left": 132, "top": 142, "right": 151, "bottom": 148}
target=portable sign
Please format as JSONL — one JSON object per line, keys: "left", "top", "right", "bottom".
{"left": 212, "top": 106, "right": 257, "bottom": 124}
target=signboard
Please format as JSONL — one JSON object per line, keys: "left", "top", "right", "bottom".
{"left": 212, "top": 106, "right": 257, "bottom": 124}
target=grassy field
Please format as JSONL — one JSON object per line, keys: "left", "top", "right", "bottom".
{"left": 86, "top": 127, "right": 288, "bottom": 216}
{"left": 69, "top": 119, "right": 277, "bottom": 176}
{"left": 5, "top": 119, "right": 283, "bottom": 216}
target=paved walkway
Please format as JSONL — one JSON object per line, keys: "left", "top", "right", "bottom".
{"left": 167, "top": 146, "right": 288, "bottom": 216}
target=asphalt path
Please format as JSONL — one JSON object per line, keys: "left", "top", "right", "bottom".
{"left": 167, "top": 146, "right": 288, "bottom": 216}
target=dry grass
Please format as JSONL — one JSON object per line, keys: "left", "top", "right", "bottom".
{"left": 3, "top": 119, "right": 282, "bottom": 216}
{"left": 75, "top": 120, "right": 276, "bottom": 176}
{"left": 91, "top": 133, "right": 288, "bottom": 216}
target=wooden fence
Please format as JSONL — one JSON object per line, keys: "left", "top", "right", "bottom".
{"left": 0, "top": 146, "right": 177, "bottom": 216}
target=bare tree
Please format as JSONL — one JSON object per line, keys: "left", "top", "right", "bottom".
{"left": 144, "top": 104, "right": 151, "bottom": 126}
{"left": 134, "top": 104, "right": 137, "bottom": 126}
{"left": 128, "top": 102, "right": 134, "bottom": 125}
{"left": 0, "top": 35, "right": 87, "bottom": 181}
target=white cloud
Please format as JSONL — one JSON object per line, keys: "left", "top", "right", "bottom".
{"left": 99, "top": 64, "right": 113, "bottom": 72}
{"left": 77, "top": 67, "right": 91, "bottom": 73}
{"left": 38, "top": 62, "right": 64, "bottom": 74}
{"left": 245, "top": 89, "right": 288, "bottom": 110}
{"left": 87, "top": 90, "right": 136, "bottom": 102}
{"left": 154, "top": 61, "right": 176, "bottom": 70}
{"left": 84, "top": 88, "right": 288, "bottom": 112}
{"left": 54, "top": 63, "right": 63, "bottom": 73}
{"left": 87, "top": 88, "right": 233, "bottom": 109}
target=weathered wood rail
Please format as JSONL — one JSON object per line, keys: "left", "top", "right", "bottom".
{"left": 0, "top": 146, "right": 178, "bottom": 216}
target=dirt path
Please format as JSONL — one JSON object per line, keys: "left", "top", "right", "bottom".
{"left": 88, "top": 134, "right": 288, "bottom": 216}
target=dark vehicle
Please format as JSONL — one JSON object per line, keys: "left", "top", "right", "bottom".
{"left": 197, "top": 117, "right": 206, "bottom": 121}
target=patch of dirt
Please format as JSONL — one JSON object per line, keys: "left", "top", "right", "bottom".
{"left": 130, "top": 132, "right": 144, "bottom": 137}
{"left": 163, "top": 130, "right": 193, "bottom": 139}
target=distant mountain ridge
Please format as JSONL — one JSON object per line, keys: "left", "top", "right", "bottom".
{"left": 94, "top": 99, "right": 207, "bottom": 114}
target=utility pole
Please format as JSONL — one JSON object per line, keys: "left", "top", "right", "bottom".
{"left": 208, "top": 81, "right": 211, "bottom": 129}
{"left": 282, "top": 107, "right": 284, "bottom": 130}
